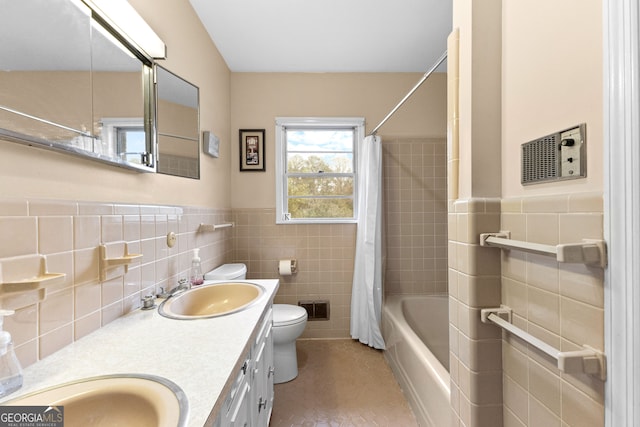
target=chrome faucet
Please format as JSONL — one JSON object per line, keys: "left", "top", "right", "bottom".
{"left": 157, "top": 278, "right": 191, "bottom": 299}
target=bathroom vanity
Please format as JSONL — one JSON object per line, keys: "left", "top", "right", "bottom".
{"left": 214, "top": 307, "right": 274, "bottom": 426}
{"left": 0, "top": 279, "right": 279, "bottom": 427}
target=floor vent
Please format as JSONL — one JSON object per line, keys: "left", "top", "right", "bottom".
{"left": 298, "top": 300, "right": 330, "bottom": 320}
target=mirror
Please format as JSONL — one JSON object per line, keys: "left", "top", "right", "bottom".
{"left": 156, "top": 65, "right": 200, "bottom": 179}
{"left": 0, "top": 0, "right": 156, "bottom": 172}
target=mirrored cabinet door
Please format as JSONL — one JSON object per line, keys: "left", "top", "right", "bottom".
{"left": 156, "top": 65, "right": 200, "bottom": 179}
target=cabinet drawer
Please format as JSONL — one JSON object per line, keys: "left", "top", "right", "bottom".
{"left": 229, "top": 381, "right": 250, "bottom": 427}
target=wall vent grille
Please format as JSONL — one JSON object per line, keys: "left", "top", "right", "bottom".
{"left": 521, "top": 134, "right": 559, "bottom": 184}
{"left": 298, "top": 300, "right": 329, "bottom": 320}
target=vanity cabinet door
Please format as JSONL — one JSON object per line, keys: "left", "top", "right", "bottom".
{"left": 229, "top": 382, "right": 250, "bottom": 427}
{"left": 220, "top": 353, "right": 251, "bottom": 426}
{"left": 264, "top": 321, "right": 274, "bottom": 422}
{"left": 219, "top": 304, "right": 274, "bottom": 427}
{"left": 251, "top": 308, "right": 274, "bottom": 426}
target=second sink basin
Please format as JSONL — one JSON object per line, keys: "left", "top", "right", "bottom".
{"left": 159, "top": 282, "right": 264, "bottom": 319}
{"left": 3, "top": 374, "right": 187, "bottom": 427}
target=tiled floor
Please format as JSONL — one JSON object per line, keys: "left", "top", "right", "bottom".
{"left": 270, "top": 339, "right": 418, "bottom": 427}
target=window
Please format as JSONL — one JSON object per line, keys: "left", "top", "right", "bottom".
{"left": 275, "top": 117, "right": 364, "bottom": 224}
{"left": 116, "top": 127, "right": 146, "bottom": 164}
{"left": 100, "top": 117, "right": 146, "bottom": 164}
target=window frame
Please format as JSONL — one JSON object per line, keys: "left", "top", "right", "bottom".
{"left": 100, "top": 117, "right": 146, "bottom": 162}
{"left": 275, "top": 117, "right": 364, "bottom": 224}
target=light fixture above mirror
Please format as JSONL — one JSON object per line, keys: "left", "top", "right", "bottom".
{"left": 83, "top": 0, "right": 166, "bottom": 60}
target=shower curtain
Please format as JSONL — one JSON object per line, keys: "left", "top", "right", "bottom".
{"left": 350, "top": 134, "right": 385, "bottom": 349}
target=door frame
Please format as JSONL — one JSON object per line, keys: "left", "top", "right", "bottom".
{"left": 604, "top": 0, "right": 640, "bottom": 425}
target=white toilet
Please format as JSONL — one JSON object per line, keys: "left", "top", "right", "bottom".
{"left": 204, "top": 263, "right": 247, "bottom": 281}
{"left": 204, "top": 263, "right": 308, "bottom": 384}
{"left": 272, "top": 303, "right": 308, "bottom": 384}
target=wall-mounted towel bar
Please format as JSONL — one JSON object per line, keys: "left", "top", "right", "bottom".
{"left": 198, "top": 222, "right": 234, "bottom": 232}
{"left": 479, "top": 231, "right": 607, "bottom": 268}
{"left": 481, "top": 307, "right": 606, "bottom": 380}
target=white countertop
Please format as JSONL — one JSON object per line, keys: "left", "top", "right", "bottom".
{"left": 0, "top": 279, "right": 280, "bottom": 427}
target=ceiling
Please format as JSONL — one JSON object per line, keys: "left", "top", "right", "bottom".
{"left": 188, "top": 0, "right": 452, "bottom": 73}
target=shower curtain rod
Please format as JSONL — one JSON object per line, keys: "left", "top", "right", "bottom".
{"left": 369, "top": 50, "right": 448, "bottom": 137}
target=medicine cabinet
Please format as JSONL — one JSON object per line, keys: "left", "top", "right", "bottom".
{"left": 0, "top": 0, "right": 158, "bottom": 172}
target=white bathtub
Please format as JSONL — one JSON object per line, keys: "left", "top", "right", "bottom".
{"left": 382, "top": 295, "right": 450, "bottom": 427}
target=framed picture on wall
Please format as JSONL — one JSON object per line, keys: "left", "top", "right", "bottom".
{"left": 239, "top": 129, "right": 265, "bottom": 171}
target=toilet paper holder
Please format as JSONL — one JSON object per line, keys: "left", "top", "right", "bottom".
{"left": 278, "top": 259, "right": 297, "bottom": 275}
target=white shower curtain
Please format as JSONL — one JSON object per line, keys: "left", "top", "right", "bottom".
{"left": 350, "top": 135, "right": 385, "bottom": 349}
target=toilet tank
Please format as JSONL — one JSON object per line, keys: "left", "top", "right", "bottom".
{"left": 204, "top": 263, "right": 247, "bottom": 280}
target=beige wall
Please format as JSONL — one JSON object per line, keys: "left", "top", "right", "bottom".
{"left": 0, "top": 0, "right": 231, "bottom": 208}
{"left": 453, "top": 0, "right": 604, "bottom": 198}
{"left": 502, "top": 0, "right": 603, "bottom": 198}
{"left": 450, "top": 0, "right": 605, "bottom": 426}
{"left": 499, "top": 2, "right": 605, "bottom": 427}
{"left": 453, "top": 0, "right": 503, "bottom": 199}
{"left": 229, "top": 73, "right": 448, "bottom": 337}
{"left": 230, "top": 72, "right": 447, "bottom": 209}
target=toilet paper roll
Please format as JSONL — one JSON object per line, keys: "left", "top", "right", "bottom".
{"left": 278, "top": 259, "right": 297, "bottom": 276}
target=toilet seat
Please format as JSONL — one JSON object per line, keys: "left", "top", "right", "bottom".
{"left": 273, "top": 304, "right": 307, "bottom": 327}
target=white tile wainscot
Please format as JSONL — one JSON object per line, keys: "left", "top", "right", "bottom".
{"left": 0, "top": 279, "right": 279, "bottom": 427}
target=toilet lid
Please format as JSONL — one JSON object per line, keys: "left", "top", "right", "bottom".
{"left": 273, "top": 304, "right": 307, "bottom": 326}
{"left": 204, "top": 263, "right": 247, "bottom": 280}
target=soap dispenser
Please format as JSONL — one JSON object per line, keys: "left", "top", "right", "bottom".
{"left": 0, "top": 310, "right": 22, "bottom": 398}
{"left": 190, "top": 248, "right": 204, "bottom": 286}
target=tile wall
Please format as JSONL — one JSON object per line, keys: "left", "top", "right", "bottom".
{"left": 232, "top": 208, "right": 356, "bottom": 339}
{"left": 448, "top": 198, "right": 503, "bottom": 426}
{"left": 500, "top": 193, "right": 605, "bottom": 427}
{"left": 382, "top": 137, "right": 448, "bottom": 295}
{"left": 0, "top": 198, "right": 233, "bottom": 368}
{"left": 448, "top": 192, "right": 605, "bottom": 427}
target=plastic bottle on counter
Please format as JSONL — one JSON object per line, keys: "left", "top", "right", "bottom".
{"left": 190, "top": 248, "right": 204, "bottom": 286}
{"left": 0, "top": 310, "right": 22, "bottom": 398}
